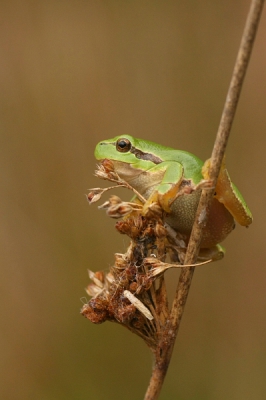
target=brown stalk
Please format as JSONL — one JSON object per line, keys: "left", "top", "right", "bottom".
{"left": 144, "top": 1, "right": 264, "bottom": 399}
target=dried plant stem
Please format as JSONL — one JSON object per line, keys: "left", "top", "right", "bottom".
{"left": 144, "top": 1, "right": 264, "bottom": 399}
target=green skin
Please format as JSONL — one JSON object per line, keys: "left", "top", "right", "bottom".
{"left": 95, "top": 134, "right": 253, "bottom": 260}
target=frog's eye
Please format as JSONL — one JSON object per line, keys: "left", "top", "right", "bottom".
{"left": 116, "top": 138, "right": 131, "bottom": 153}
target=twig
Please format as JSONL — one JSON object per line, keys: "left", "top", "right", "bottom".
{"left": 144, "top": 1, "right": 264, "bottom": 398}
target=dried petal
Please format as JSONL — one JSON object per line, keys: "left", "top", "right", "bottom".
{"left": 98, "top": 200, "right": 111, "bottom": 210}
{"left": 145, "top": 258, "right": 212, "bottom": 278}
{"left": 109, "top": 195, "right": 122, "bottom": 205}
{"left": 87, "top": 190, "right": 104, "bottom": 204}
{"left": 88, "top": 270, "right": 104, "bottom": 287}
{"left": 123, "top": 290, "right": 154, "bottom": 320}
{"left": 114, "top": 253, "right": 129, "bottom": 270}
{"left": 106, "top": 204, "right": 133, "bottom": 218}
{"left": 86, "top": 283, "right": 103, "bottom": 297}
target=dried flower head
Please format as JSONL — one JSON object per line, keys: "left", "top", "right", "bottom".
{"left": 82, "top": 163, "right": 207, "bottom": 349}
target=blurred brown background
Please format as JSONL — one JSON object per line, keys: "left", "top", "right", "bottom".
{"left": 1, "top": 1, "right": 265, "bottom": 399}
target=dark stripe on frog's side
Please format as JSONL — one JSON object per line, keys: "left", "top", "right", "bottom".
{"left": 103, "top": 140, "right": 163, "bottom": 164}
{"left": 130, "top": 146, "right": 162, "bottom": 164}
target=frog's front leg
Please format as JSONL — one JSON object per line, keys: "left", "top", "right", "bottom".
{"left": 142, "top": 161, "right": 184, "bottom": 215}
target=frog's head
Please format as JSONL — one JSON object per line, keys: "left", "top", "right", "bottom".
{"left": 95, "top": 135, "right": 163, "bottom": 166}
{"left": 94, "top": 135, "right": 139, "bottom": 164}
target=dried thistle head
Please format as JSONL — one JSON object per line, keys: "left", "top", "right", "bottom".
{"left": 82, "top": 164, "right": 207, "bottom": 349}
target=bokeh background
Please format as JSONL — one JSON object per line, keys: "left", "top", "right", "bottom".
{"left": 1, "top": 1, "right": 265, "bottom": 399}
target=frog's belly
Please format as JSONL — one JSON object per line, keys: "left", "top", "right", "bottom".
{"left": 166, "top": 192, "right": 235, "bottom": 248}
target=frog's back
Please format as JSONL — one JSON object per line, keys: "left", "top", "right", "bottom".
{"left": 136, "top": 137, "right": 204, "bottom": 184}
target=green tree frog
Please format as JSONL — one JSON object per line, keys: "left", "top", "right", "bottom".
{"left": 94, "top": 135, "right": 252, "bottom": 259}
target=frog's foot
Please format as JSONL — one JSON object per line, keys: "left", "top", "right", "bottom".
{"left": 193, "top": 179, "right": 214, "bottom": 192}
{"left": 202, "top": 158, "right": 210, "bottom": 175}
{"left": 197, "top": 244, "right": 225, "bottom": 262}
{"left": 142, "top": 191, "right": 167, "bottom": 217}
{"left": 142, "top": 181, "right": 181, "bottom": 216}
{"left": 176, "top": 178, "right": 214, "bottom": 196}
